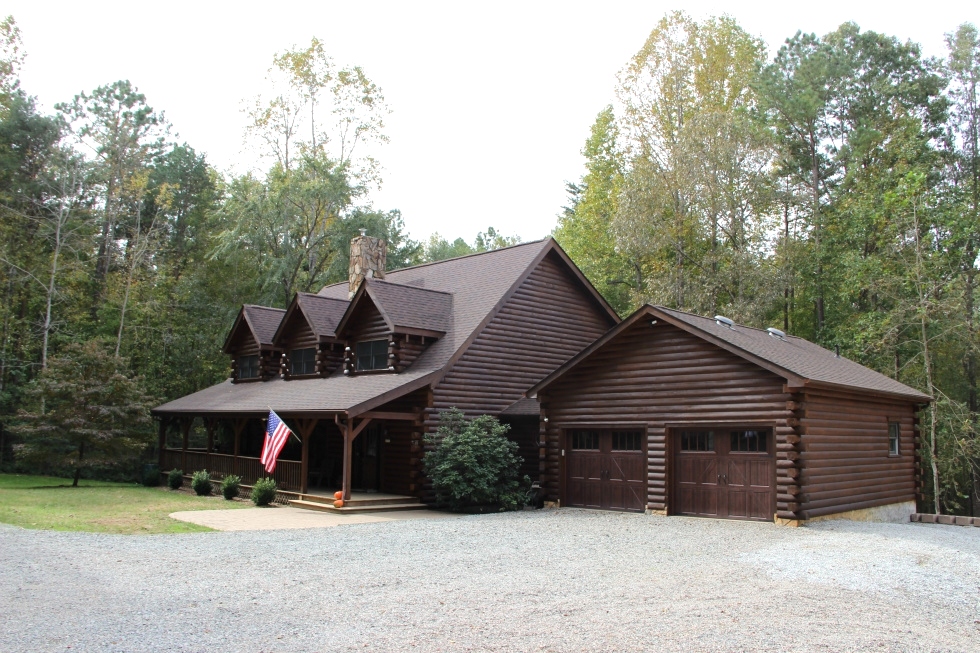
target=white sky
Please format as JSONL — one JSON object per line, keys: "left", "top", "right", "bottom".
{"left": 8, "top": 1, "right": 980, "bottom": 244}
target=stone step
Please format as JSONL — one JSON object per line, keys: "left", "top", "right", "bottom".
{"left": 296, "top": 494, "right": 420, "bottom": 508}
{"left": 288, "top": 499, "right": 428, "bottom": 514}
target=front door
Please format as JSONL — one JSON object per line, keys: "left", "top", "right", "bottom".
{"left": 352, "top": 424, "right": 383, "bottom": 491}
{"left": 672, "top": 427, "right": 774, "bottom": 521}
{"left": 565, "top": 429, "right": 646, "bottom": 512}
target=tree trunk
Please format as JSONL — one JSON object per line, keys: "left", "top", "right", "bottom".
{"left": 73, "top": 441, "right": 84, "bottom": 487}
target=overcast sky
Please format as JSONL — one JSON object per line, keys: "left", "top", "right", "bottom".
{"left": 8, "top": 1, "right": 980, "bottom": 244}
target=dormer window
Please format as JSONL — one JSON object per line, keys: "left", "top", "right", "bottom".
{"left": 356, "top": 340, "right": 389, "bottom": 371}
{"left": 239, "top": 355, "right": 260, "bottom": 379}
{"left": 291, "top": 348, "right": 317, "bottom": 376}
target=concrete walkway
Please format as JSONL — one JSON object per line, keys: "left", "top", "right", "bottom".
{"left": 169, "top": 505, "right": 458, "bottom": 531}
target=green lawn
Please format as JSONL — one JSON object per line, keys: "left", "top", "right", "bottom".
{"left": 0, "top": 474, "right": 251, "bottom": 534}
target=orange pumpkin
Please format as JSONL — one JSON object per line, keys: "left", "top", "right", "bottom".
{"left": 333, "top": 491, "right": 343, "bottom": 500}
{"left": 333, "top": 499, "right": 344, "bottom": 508}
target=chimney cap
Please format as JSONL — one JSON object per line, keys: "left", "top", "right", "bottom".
{"left": 358, "top": 228, "right": 367, "bottom": 237}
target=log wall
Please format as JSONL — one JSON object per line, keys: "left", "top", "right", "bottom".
{"left": 798, "top": 388, "right": 918, "bottom": 518}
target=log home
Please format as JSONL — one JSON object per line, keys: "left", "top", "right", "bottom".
{"left": 527, "top": 305, "right": 931, "bottom": 525}
{"left": 153, "top": 234, "right": 619, "bottom": 509}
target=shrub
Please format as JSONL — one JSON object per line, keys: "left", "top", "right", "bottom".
{"left": 191, "top": 470, "right": 212, "bottom": 496}
{"left": 221, "top": 474, "right": 241, "bottom": 500}
{"left": 423, "top": 408, "right": 529, "bottom": 512}
{"left": 251, "top": 477, "right": 277, "bottom": 506}
{"left": 167, "top": 468, "right": 184, "bottom": 490}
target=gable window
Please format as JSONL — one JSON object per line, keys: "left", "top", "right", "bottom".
{"left": 291, "top": 348, "right": 317, "bottom": 376}
{"left": 888, "top": 422, "right": 900, "bottom": 456}
{"left": 238, "top": 355, "right": 259, "bottom": 379}
{"left": 356, "top": 339, "right": 389, "bottom": 371}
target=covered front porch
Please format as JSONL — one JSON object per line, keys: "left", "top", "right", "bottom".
{"left": 156, "top": 405, "right": 425, "bottom": 502}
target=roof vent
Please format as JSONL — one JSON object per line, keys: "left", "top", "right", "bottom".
{"left": 766, "top": 327, "right": 787, "bottom": 341}
{"left": 714, "top": 315, "right": 735, "bottom": 330}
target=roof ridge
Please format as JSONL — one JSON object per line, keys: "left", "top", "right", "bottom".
{"left": 318, "top": 238, "right": 550, "bottom": 293}
{"left": 367, "top": 278, "right": 454, "bottom": 296}
{"left": 243, "top": 304, "right": 286, "bottom": 313}
{"left": 655, "top": 305, "right": 808, "bottom": 342}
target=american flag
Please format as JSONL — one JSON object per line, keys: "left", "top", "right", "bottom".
{"left": 260, "top": 409, "right": 292, "bottom": 474}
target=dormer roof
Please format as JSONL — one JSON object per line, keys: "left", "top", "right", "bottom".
{"left": 273, "top": 293, "right": 348, "bottom": 344}
{"left": 222, "top": 305, "right": 285, "bottom": 354}
{"left": 335, "top": 278, "right": 453, "bottom": 338}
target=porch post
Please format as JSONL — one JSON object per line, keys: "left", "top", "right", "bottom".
{"left": 205, "top": 418, "right": 215, "bottom": 470}
{"left": 157, "top": 417, "right": 167, "bottom": 470}
{"left": 342, "top": 418, "right": 353, "bottom": 501}
{"left": 180, "top": 418, "right": 191, "bottom": 472}
{"left": 233, "top": 418, "right": 245, "bottom": 477}
{"left": 298, "top": 418, "right": 317, "bottom": 495}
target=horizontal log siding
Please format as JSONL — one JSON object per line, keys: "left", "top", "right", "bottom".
{"left": 346, "top": 300, "right": 389, "bottom": 343}
{"left": 798, "top": 389, "right": 917, "bottom": 519}
{"left": 539, "top": 321, "right": 794, "bottom": 515}
{"left": 374, "top": 388, "right": 428, "bottom": 497}
{"left": 279, "top": 314, "right": 318, "bottom": 350}
{"left": 431, "top": 252, "right": 613, "bottom": 418}
{"left": 424, "top": 252, "right": 615, "bottom": 502}
{"left": 394, "top": 334, "right": 430, "bottom": 372}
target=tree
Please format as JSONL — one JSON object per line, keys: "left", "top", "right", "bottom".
{"left": 556, "top": 106, "right": 635, "bottom": 315}
{"left": 614, "top": 12, "right": 775, "bottom": 322}
{"left": 57, "top": 80, "right": 167, "bottom": 311}
{"left": 12, "top": 340, "right": 154, "bottom": 486}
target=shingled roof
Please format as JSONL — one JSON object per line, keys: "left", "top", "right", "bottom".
{"left": 336, "top": 279, "right": 453, "bottom": 336}
{"left": 529, "top": 305, "right": 931, "bottom": 403}
{"left": 221, "top": 305, "right": 285, "bottom": 353}
{"left": 156, "top": 239, "right": 576, "bottom": 416}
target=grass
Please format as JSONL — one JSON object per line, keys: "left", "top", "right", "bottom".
{"left": 0, "top": 473, "right": 251, "bottom": 534}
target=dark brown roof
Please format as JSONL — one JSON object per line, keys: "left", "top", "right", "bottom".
{"left": 347, "top": 279, "right": 452, "bottom": 335}
{"left": 222, "top": 305, "right": 285, "bottom": 353}
{"left": 243, "top": 305, "right": 285, "bottom": 346}
{"left": 529, "top": 305, "right": 931, "bottom": 403}
{"left": 157, "top": 239, "right": 601, "bottom": 416}
{"left": 499, "top": 397, "right": 540, "bottom": 417}
{"left": 295, "top": 293, "right": 348, "bottom": 338}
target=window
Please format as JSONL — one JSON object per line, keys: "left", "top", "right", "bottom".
{"left": 238, "top": 355, "right": 259, "bottom": 379}
{"left": 730, "top": 430, "right": 768, "bottom": 453}
{"left": 680, "top": 431, "right": 714, "bottom": 452}
{"left": 888, "top": 422, "right": 900, "bottom": 456}
{"left": 570, "top": 430, "right": 599, "bottom": 450}
{"left": 612, "top": 431, "right": 642, "bottom": 451}
{"left": 290, "top": 348, "right": 317, "bottom": 375}
{"left": 356, "top": 339, "right": 389, "bottom": 371}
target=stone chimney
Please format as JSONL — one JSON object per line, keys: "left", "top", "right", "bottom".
{"left": 349, "top": 229, "right": 387, "bottom": 298}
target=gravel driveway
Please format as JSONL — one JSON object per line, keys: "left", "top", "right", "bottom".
{"left": 1, "top": 510, "right": 977, "bottom": 652}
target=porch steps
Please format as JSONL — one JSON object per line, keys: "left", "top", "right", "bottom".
{"left": 288, "top": 493, "right": 426, "bottom": 514}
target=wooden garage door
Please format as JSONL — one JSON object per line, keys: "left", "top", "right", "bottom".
{"left": 673, "top": 428, "right": 774, "bottom": 522}
{"left": 566, "top": 429, "right": 646, "bottom": 512}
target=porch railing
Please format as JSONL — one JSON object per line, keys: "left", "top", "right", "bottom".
{"left": 161, "top": 449, "right": 303, "bottom": 492}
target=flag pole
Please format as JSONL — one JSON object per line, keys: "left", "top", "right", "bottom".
{"left": 268, "top": 405, "right": 303, "bottom": 445}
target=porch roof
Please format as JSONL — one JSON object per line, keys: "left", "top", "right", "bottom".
{"left": 152, "top": 366, "right": 440, "bottom": 417}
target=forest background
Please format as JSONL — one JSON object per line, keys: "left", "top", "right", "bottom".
{"left": 1, "top": 12, "right": 978, "bottom": 516}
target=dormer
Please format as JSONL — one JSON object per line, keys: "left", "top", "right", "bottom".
{"left": 335, "top": 278, "right": 452, "bottom": 375}
{"left": 222, "top": 305, "right": 285, "bottom": 383}
{"left": 272, "top": 293, "right": 348, "bottom": 380}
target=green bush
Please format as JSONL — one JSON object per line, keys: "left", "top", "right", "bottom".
{"left": 251, "top": 477, "right": 277, "bottom": 506}
{"left": 167, "top": 468, "right": 184, "bottom": 490}
{"left": 191, "top": 470, "right": 211, "bottom": 496}
{"left": 423, "top": 408, "right": 529, "bottom": 512}
{"left": 221, "top": 474, "right": 241, "bottom": 500}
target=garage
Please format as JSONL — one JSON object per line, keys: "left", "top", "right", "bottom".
{"left": 531, "top": 305, "right": 929, "bottom": 524}
{"left": 672, "top": 427, "right": 775, "bottom": 521}
{"left": 565, "top": 428, "right": 646, "bottom": 511}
